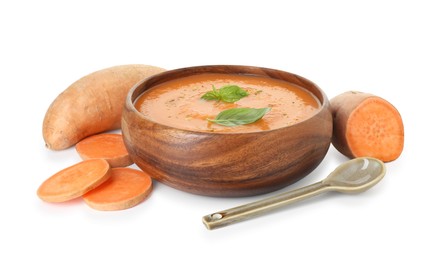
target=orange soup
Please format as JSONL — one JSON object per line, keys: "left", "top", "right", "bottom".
{"left": 135, "top": 73, "right": 320, "bottom": 133}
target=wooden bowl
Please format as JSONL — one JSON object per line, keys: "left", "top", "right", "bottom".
{"left": 121, "top": 65, "right": 332, "bottom": 197}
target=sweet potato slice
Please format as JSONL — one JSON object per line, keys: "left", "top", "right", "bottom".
{"left": 82, "top": 168, "right": 153, "bottom": 211}
{"left": 37, "top": 159, "right": 111, "bottom": 202}
{"left": 330, "top": 91, "right": 404, "bottom": 162}
{"left": 75, "top": 133, "right": 133, "bottom": 167}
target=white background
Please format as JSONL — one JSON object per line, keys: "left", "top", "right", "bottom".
{"left": 1, "top": 0, "right": 441, "bottom": 259}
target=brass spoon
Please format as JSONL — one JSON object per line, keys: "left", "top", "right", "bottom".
{"left": 202, "top": 157, "right": 386, "bottom": 230}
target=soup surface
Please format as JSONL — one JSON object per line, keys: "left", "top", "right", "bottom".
{"left": 135, "top": 73, "right": 320, "bottom": 133}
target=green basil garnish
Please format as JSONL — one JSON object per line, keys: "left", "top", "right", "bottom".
{"left": 201, "top": 85, "right": 249, "bottom": 103}
{"left": 208, "top": 107, "right": 271, "bottom": 127}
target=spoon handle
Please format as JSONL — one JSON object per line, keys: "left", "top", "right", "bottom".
{"left": 202, "top": 181, "right": 328, "bottom": 230}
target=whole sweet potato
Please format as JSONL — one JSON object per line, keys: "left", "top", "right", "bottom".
{"left": 43, "top": 64, "right": 166, "bottom": 150}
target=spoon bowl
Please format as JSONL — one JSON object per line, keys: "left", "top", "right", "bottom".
{"left": 202, "top": 157, "right": 386, "bottom": 230}
{"left": 324, "top": 157, "right": 386, "bottom": 193}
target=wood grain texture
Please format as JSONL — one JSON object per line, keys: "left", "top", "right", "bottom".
{"left": 122, "top": 65, "right": 332, "bottom": 197}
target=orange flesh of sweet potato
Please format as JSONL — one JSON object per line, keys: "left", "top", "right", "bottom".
{"left": 37, "top": 159, "right": 111, "bottom": 203}
{"left": 82, "top": 168, "right": 153, "bottom": 211}
{"left": 43, "top": 64, "right": 166, "bottom": 150}
{"left": 331, "top": 91, "right": 404, "bottom": 162}
{"left": 75, "top": 133, "right": 133, "bottom": 167}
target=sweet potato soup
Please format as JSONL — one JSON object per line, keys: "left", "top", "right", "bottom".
{"left": 135, "top": 73, "right": 320, "bottom": 133}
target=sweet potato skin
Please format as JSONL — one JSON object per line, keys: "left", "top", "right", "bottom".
{"left": 330, "top": 91, "right": 404, "bottom": 162}
{"left": 43, "top": 64, "right": 166, "bottom": 150}
{"left": 330, "top": 91, "right": 374, "bottom": 157}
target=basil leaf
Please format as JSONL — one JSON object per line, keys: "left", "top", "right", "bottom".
{"left": 201, "top": 85, "right": 221, "bottom": 101}
{"left": 201, "top": 85, "right": 249, "bottom": 103}
{"left": 208, "top": 107, "right": 271, "bottom": 126}
{"left": 218, "top": 85, "right": 249, "bottom": 102}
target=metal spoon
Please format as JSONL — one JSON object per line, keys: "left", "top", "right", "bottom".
{"left": 202, "top": 157, "right": 386, "bottom": 230}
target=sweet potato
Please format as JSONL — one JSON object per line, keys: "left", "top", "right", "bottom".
{"left": 82, "top": 168, "right": 153, "bottom": 211}
{"left": 330, "top": 91, "right": 404, "bottom": 162}
{"left": 43, "top": 64, "right": 166, "bottom": 150}
{"left": 37, "top": 159, "right": 111, "bottom": 203}
{"left": 75, "top": 133, "right": 133, "bottom": 167}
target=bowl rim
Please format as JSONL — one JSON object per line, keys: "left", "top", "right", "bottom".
{"left": 125, "top": 64, "right": 329, "bottom": 135}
